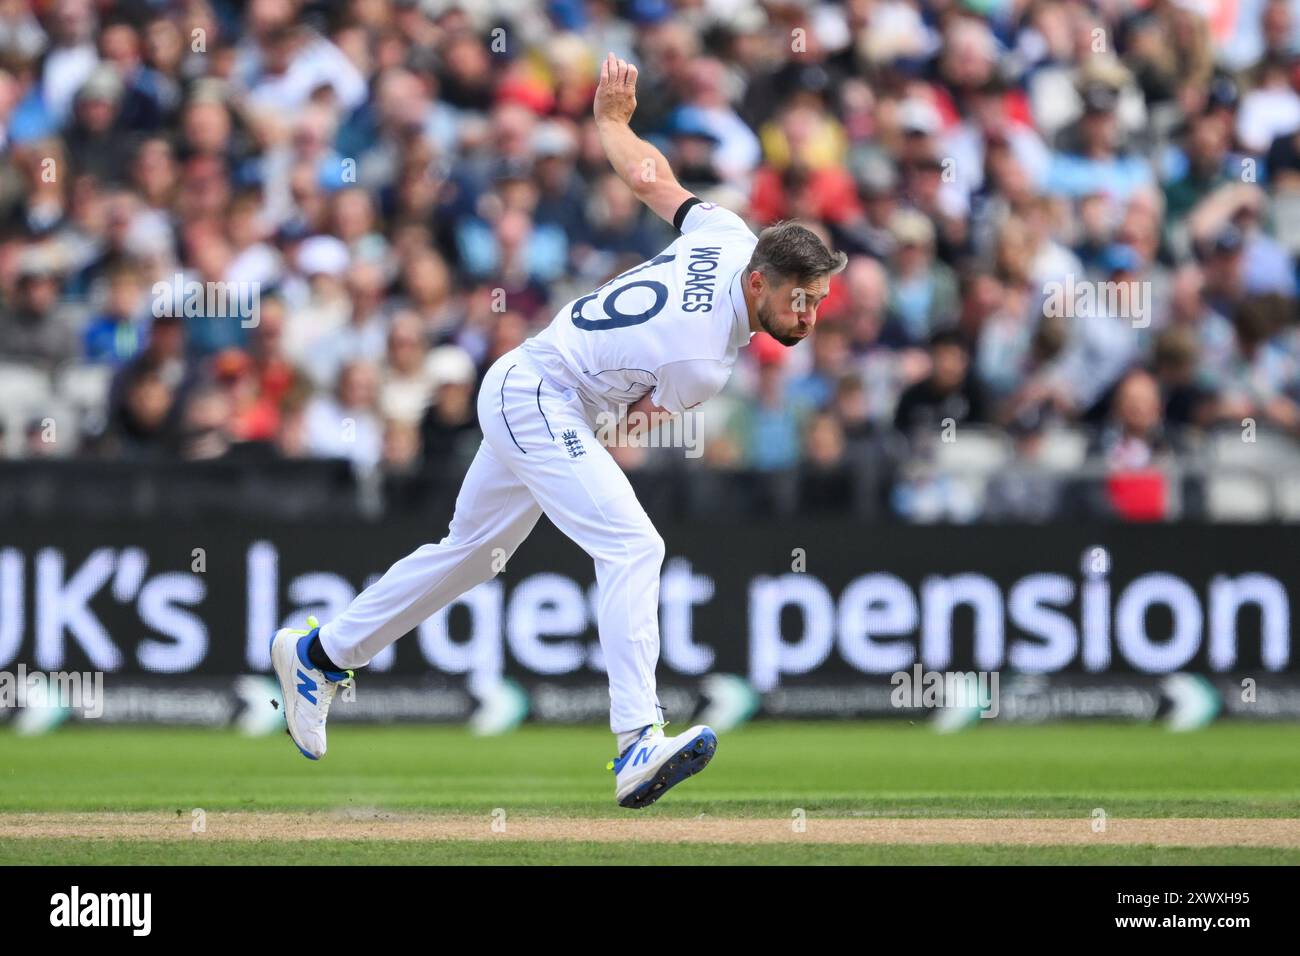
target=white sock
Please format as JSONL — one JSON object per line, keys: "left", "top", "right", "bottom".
{"left": 616, "top": 727, "right": 647, "bottom": 755}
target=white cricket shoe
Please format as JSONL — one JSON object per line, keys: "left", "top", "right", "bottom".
{"left": 609, "top": 723, "right": 718, "bottom": 809}
{"left": 269, "top": 616, "right": 352, "bottom": 760}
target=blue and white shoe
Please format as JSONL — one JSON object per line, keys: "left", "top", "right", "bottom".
{"left": 608, "top": 723, "right": 718, "bottom": 809}
{"left": 269, "top": 616, "right": 352, "bottom": 760}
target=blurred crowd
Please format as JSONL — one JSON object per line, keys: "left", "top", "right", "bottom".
{"left": 1, "top": 0, "right": 1299, "bottom": 521}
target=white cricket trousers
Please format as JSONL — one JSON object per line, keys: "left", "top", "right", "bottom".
{"left": 318, "top": 346, "right": 665, "bottom": 733}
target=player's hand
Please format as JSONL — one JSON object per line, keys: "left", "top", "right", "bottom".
{"left": 594, "top": 52, "right": 638, "bottom": 126}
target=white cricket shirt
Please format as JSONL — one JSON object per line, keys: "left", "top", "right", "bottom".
{"left": 522, "top": 201, "right": 758, "bottom": 417}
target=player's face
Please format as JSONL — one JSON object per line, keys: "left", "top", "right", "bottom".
{"left": 756, "top": 274, "right": 829, "bottom": 347}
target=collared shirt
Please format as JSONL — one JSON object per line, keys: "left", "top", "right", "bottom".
{"left": 728, "top": 270, "right": 754, "bottom": 350}
{"left": 523, "top": 202, "right": 759, "bottom": 416}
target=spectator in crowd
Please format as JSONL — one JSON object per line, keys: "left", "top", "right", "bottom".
{"left": 1092, "top": 368, "right": 1178, "bottom": 471}
{"left": 177, "top": 381, "right": 236, "bottom": 461}
{"left": 885, "top": 208, "right": 958, "bottom": 346}
{"left": 1152, "top": 324, "right": 1213, "bottom": 428}
{"left": 1164, "top": 110, "right": 1238, "bottom": 224}
{"left": 734, "top": 336, "right": 810, "bottom": 471}
{"left": 64, "top": 67, "right": 134, "bottom": 185}
{"left": 304, "top": 358, "right": 382, "bottom": 469}
{"left": 243, "top": 294, "right": 303, "bottom": 437}
{"left": 894, "top": 329, "right": 987, "bottom": 438}
{"left": 100, "top": 312, "right": 187, "bottom": 450}
{"left": 104, "top": 358, "right": 174, "bottom": 459}
{"left": 1, "top": 252, "right": 79, "bottom": 368}
{"left": 310, "top": 260, "right": 389, "bottom": 387}
{"left": 788, "top": 321, "right": 851, "bottom": 411}
{"left": 1089, "top": 367, "right": 1178, "bottom": 521}
{"left": 394, "top": 246, "right": 460, "bottom": 343}
{"left": 381, "top": 417, "right": 421, "bottom": 475}
{"left": 379, "top": 309, "right": 434, "bottom": 425}
{"left": 419, "top": 344, "right": 479, "bottom": 469}
{"left": 573, "top": 172, "right": 665, "bottom": 281}
{"left": 983, "top": 407, "right": 1068, "bottom": 523}
{"left": 798, "top": 411, "right": 855, "bottom": 513}
{"left": 1044, "top": 74, "right": 1155, "bottom": 203}
{"left": 82, "top": 259, "right": 147, "bottom": 365}
{"left": 679, "top": 57, "right": 761, "bottom": 185}
{"left": 1202, "top": 293, "right": 1300, "bottom": 433}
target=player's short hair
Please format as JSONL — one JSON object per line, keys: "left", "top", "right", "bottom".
{"left": 746, "top": 222, "right": 847, "bottom": 284}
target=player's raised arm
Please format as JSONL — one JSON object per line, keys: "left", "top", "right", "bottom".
{"left": 593, "top": 52, "right": 695, "bottom": 227}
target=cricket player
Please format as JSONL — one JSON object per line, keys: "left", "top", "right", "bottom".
{"left": 270, "top": 53, "right": 846, "bottom": 808}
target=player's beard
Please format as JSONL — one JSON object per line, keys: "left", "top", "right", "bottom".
{"left": 756, "top": 298, "right": 802, "bottom": 347}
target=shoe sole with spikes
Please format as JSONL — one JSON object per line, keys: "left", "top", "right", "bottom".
{"left": 619, "top": 727, "right": 718, "bottom": 809}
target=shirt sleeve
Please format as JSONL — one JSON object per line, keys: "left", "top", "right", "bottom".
{"left": 651, "top": 358, "right": 733, "bottom": 414}
{"left": 675, "top": 198, "right": 754, "bottom": 239}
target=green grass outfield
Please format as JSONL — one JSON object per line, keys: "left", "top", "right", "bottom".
{"left": 1, "top": 722, "right": 1297, "bottom": 864}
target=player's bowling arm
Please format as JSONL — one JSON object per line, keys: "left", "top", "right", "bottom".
{"left": 624, "top": 394, "right": 675, "bottom": 438}
{"left": 593, "top": 52, "right": 695, "bottom": 225}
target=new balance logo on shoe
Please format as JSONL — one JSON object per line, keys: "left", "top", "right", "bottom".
{"left": 632, "top": 745, "right": 657, "bottom": 766}
{"left": 561, "top": 429, "right": 586, "bottom": 459}
{"left": 296, "top": 670, "right": 318, "bottom": 705}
